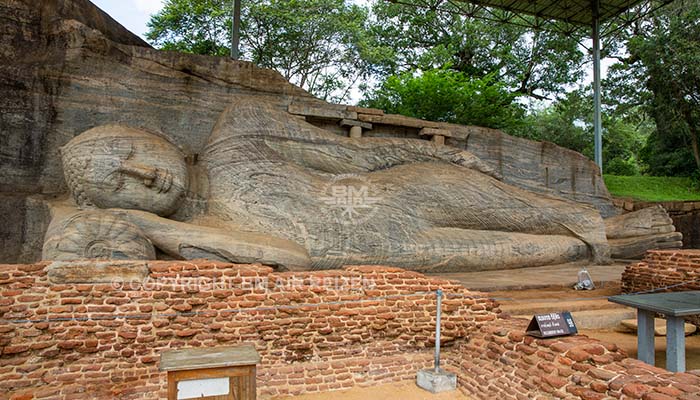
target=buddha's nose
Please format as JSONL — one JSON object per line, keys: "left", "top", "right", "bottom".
{"left": 118, "top": 161, "right": 158, "bottom": 186}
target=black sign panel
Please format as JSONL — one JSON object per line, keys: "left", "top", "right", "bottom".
{"left": 526, "top": 312, "right": 578, "bottom": 338}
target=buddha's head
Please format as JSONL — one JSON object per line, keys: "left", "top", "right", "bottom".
{"left": 61, "top": 125, "right": 189, "bottom": 216}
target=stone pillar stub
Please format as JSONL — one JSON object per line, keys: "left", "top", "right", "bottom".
{"left": 417, "top": 368, "right": 456, "bottom": 393}
{"left": 349, "top": 126, "right": 363, "bottom": 138}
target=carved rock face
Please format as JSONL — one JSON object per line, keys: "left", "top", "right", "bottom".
{"left": 43, "top": 210, "right": 156, "bottom": 261}
{"left": 61, "top": 125, "right": 189, "bottom": 216}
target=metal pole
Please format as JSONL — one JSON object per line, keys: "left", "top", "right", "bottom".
{"left": 592, "top": 0, "right": 603, "bottom": 171}
{"left": 231, "top": 0, "right": 241, "bottom": 60}
{"left": 434, "top": 289, "right": 443, "bottom": 372}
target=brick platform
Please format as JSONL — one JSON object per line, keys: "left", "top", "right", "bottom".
{"left": 622, "top": 250, "right": 700, "bottom": 327}
{"left": 2, "top": 260, "right": 699, "bottom": 399}
{"left": 0, "top": 261, "right": 496, "bottom": 399}
{"left": 454, "top": 318, "right": 700, "bottom": 400}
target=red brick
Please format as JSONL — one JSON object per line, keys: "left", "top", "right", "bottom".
{"left": 2, "top": 345, "right": 30, "bottom": 355}
{"left": 590, "top": 381, "right": 609, "bottom": 393}
{"left": 623, "top": 383, "right": 654, "bottom": 399}
{"left": 580, "top": 390, "right": 607, "bottom": 400}
{"left": 542, "top": 374, "right": 567, "bottom": 389}
{"left": 175, "top": 329, "right": 197, "bottom": 337}
{"left": 642, "top": 393, "right": 678, "bottom": 400}
{"left": 567, "top": 348, "right": 591, "bottom": 362}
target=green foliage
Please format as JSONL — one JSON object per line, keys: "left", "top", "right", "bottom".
{"left": 603, "top": 175, "right": 700, "bottom": 202}
{"left": 605, "top": 158, "right": 640, "bottom": 177}
{"left": 147, "top": 0, "right": 231, "bottom": 56}
{"left": 145, "top": 0, "right": 700, "bottom": 182}
{"left": 606, "top": 1, "right": 700, "bottom": 176}
{"left": 244, "top": 0, "right": 370, "bottom": 101}
{"left": 639, "top": 133, "right": 698, "bottom": 176}
{"left": 365, "top": 0, "right": 586, "bottom": 99}
{"left": 360, "top": 69, "right": 524, "bottom": 130}
{"left": 516, "top": 90, "right": 593, "bottom": 158}
{"left": 514, "top": 90, "right": 647, "bottom": 175}
{"left": 147, "top": 0, "right": 370, "bottom": 102}
{"left": 601, "top": 115, "right": 648, "bottom": 176}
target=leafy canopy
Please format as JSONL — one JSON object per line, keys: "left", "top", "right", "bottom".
{"left": 145, "top": 0, "right": 700, "bottom": 178}
{"left": 147, "top": 0, "right": 370, "bottom": 102}
{"left": 606, "top": 1, "right": 700, "bottom": 176}
{"left": 361, "top": 69, "right": 524, "bottom": 131}
{"left": 365, "top": 0, "right": 587, "bottom": 100}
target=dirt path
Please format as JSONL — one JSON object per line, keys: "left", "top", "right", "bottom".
{"left": 271, "top": 381, "right": 472, "bottom": 400}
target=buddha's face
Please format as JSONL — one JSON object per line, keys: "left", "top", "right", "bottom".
{"left": 61, "top": 125, "right": 189, "bottom": 216}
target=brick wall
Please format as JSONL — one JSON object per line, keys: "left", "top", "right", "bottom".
{"left": 3, "top": 260, "right": 699, "bottom": 400}
{"left": 453, "top": 317, "right": 700, "bottom": 400}
{"left": 0, "top": 261, "right": 497, "bottom": 399}
{"left": 621, "top": 249, "right": 700, "bottom": 327}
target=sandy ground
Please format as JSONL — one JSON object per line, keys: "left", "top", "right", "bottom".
{"left": 488, "top": 284, "right": 622, "bottom": 302}
{"left": 272, "top": 381, "right": 472, "bottom": 400}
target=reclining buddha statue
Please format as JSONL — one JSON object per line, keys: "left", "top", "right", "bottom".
{"left": 42, "top": 99, "right": 682, "bottom": 271}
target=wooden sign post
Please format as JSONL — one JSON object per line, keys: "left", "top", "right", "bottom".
{"left": 160, "top": 344, "right": 260, "bottom": 400}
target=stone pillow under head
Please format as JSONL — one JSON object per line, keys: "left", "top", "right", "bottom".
{"left": 42, "top": 210, "right": 155, "bottom": 261}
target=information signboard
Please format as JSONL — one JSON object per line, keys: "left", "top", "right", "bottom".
{"left": 526, "top": 312, "right": 578, "bottom": 338}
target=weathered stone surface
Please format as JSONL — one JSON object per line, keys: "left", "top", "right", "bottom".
{"left": 0, "top": 0, "right": 680, "bottom": 268}
{"left": 612, "top": 197, "right": 700, "bottom": 249}
{"left": 338, "top": 118, "right": 372, "bottom": 130}
{"left": 605, "top": 206, "right": 683, "bottom": 259}
{"left": 288, "top": 102, "right": 357, "bottom": 120}
{"left": 46, "top": 260, "right": 149, "bottom": 283}
{"left": 417, "top": 368, "right": 457, "bottom": 393}
{"left": 0, "top": 0, "right": 312, "bottom": 263}
{"left": 420, "top": 127, "right": 454, "bottom": 138}
{"left": 347, "top": 105, "right": 384, "bottom": 115}
{"left": 43, "top": 209, "right": 156, "bottom": 261}
{"left": 47, "top": 100, "right": 617, "bottom": 271}
{"left": 358, "top": 112, "right": 443, "bottom": 129}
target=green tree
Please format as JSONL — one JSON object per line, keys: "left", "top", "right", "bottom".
{"left": 360, "top": 69, "right": 525, "bottom": 130}
{"left": 606, "top": 1, "right": 700, "bottom": 176}
{"left": 519, "top": 91, "right": 593, "bottom": 158}
{"left": 519, "top": 89, "right": 648, "bottom": 175}
{"left": 364, "top": 0, "right": 587, "bottom": 100}
{"left": 147, "top": 0, "right": 231, "bottom": 56}
{"left": 147, "top": 0, "right": 370, "bottom": 102}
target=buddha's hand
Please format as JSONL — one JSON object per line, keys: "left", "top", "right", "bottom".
{"left": 440, "top": 148, "right": 503, "bottom": 180}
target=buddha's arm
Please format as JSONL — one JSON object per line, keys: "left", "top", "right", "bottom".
{"left": 107, "top": 209, "right": 312, "bottom": 270}
{"left": 263, "top": 136, "right": 501, "bottom": 179}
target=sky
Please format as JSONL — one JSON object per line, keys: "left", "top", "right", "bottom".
{"left": 91, "top": 0, "right": 164, "bottom": 39}
{"left": 90, "top": 0, "right": 370, "bottom": 40}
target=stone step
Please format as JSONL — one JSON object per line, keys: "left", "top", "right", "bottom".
{"left": 500, "top": 298, "right": 626, "bottom": 315}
